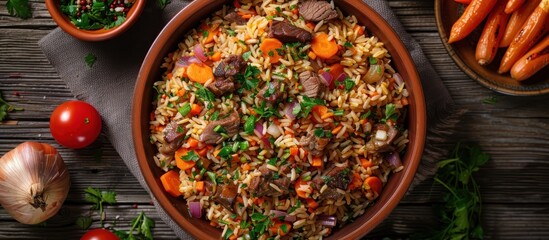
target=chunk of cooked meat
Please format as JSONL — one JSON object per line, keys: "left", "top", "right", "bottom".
{"left": 312, "top": 163, "right": 352, "bottom": 200}
{"left": 199, "top": 111, "right": 241, "bottom": 144}
{"left": 372, "top": 123, "right": 399, "bottom": 152}
{"left": 299, "top": 71, "right": 325, "bottom": 98}
{"left": 268, "top": 21, "right": 313, "bottom": 43}
{"left": 214, "top": 55, "right": 247, "bottom": 78}
{"left": 299, "top": 129, "right": 329, "bottom": 156}
{"left": 208, "top": 76, "right": 235, "bottom": 96}
{"left": 213, "top": 183, "right": 238, "bottom": 211}
{"left": 224, "top": 11, "right": 247, "bottom": 25}
{"left": 160, "top": 121, "right": 186, "bottom": 155}
{"left": 258, "top": 81, "right": 285, "bottom": 103}
{"left": 248, "top": 164, "right": 291, "bottom": 197}
{"left": 299, "top": 0, "right": 339, "bottom": 22}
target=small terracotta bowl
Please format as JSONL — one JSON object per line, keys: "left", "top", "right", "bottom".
{"left": 45, "top": 0, "right": 145, "bottom": 41}
{"left": 132, "top": 0, "right": 426, "bottom": 239}
{"left": 435, "top": 0, "right": 549, "bottom": 96}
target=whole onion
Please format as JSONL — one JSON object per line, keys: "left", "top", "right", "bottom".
{"left": 0, "top": 142, "right": 70, "bottom": 224}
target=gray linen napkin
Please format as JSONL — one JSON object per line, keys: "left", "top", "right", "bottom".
{"left": 39, "top": 1, "right": 463, "bottom": 238}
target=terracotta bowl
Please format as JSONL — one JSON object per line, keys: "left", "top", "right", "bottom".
{"left": 435, "top": 0, "right": 549, "bottom": 96}
{"left": 132, "top": 0, "right": 426, "bottom": 239}
{"left": 45, "top": 0, "right": 146, "bottom": 41}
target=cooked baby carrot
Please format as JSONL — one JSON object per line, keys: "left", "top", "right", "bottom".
{"left": 500, "top": 0, "right": 541, "bottom": 47}
{"left": 187, "top": 63, "right": 213, "bottom": 84}
{"left": 505, "top": 0, "right": 525, "bottom": 14}
{"left": 510, "top": 34, "right": 549, "bottom": 81}
{"left": 363, "top": 176, "right": 382, "bottom": 195}
{"left": 499, "top": 0, "right": 549, "bottom": 73}
{"left": 311, "top": 32, "right": 339, "bottom": 59}
{"left": 189, "top": 103, "right": 202, "bottom": 116}
{"left": 476, "top": 0, "right": 510, "bottom": 65}
{"left": 160, "top": 170, "right": 182, "bottom": 197}
{"left": 260, "top": 38, "right": 283, "bottom": 63}
{"left": 448, "top": 0, "right": 498, "bottom": 44}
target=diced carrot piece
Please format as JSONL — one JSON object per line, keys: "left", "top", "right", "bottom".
{"left": 236, "top": 196, "right": 244, "bottom": 203}
{"left": 187, "top": 63, "right": 213, "bottom": 84}
{"left": 308, "top": 51, "right": 316, "bottom": 60}
{"left": 255, "top": 196, "right": 266, "bottom": 205}
{"left": 242, "top": 163, "right": 252, "bottom": 171}
{"left": 306, "top": 198, "right": 319, "bottom": 209}
{"left": 231, "top": 154, "right": 240, "bottom": 163}
{"left": 210, "top": 52, "right": 222, "bottom": 61}
{"left": 321, "top": 112, "right": 334, "bottom": 120}
{"left": 289, "top": 147, "right": 299, "bottom": 156}
{"left": 229, "top": 235, "right": 237, "bottom": 240}
{"left": 175, "top": 148, "right": 197, "bottom": 171}
{"left": 177, "top": 89, "right": 186, "bottom": 97}
{"left": 328, "top": 63, "right": 344, "bottom": 80}
{"left": 364, "top": 176, "right": 383, "bottom": 195}
{"left": 311, "top": 32, "right": 338, "bottom": 59}
{"left": 295, "top": 178, "right": 310, "bottom": 199}
{"left": 311, "top": 105, "right": 328, "bottom": 118}
{"left": 203, "top": 28, "right": 218, "bottom": 44}
{"left": 166, "top": 72, "right": 173, "bottom": 80}
{"left": 331, "top": 125, "right": 343, "bottom": 135}
{"left": 306, "top": 22, "right": 316, "bottom": 30}
{"left": 269, "top": 221, "right": 292, "bottom": 237}
{"left": 160, "top": 170, "right": 181, "bottom": 197}
{"left": 241, "top": 14, "right": 252, "bottom": 19}
{"left": 360, "top": 158, "right": 373, "bottom": 169}
{"left": 292, "top": 9, "right": 299, "bottom": 15}
{"left": 312, "top": 157, "right": 323, "bottom": 167}
{"left": 196, "top": 147, "right": 208, "bottom": 157}
{"left": 189, "top": 104, "right": 202, "bottom": 116}
{"left": 348, "top": 172, "right": 362, "bottom": 190}
{"left": 260, "top": 38, "right": 283, "bottom": 63}
{"left": 187, "top": 137, "right": 199, "bottom": 149}
{"left": 354, "top": 25, "right": 365, "bottom": 35}
{"left": 195, "top": 181, "right": 205, "bottom": 192}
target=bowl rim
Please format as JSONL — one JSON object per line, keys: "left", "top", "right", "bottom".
{"left": 45, "top": 0, "right": 146, "bottom": 42}
{"left": 434, "top": 0, "right": 549, "bottom": 96}
{"left": 132, "top": 0, "right": 426, "bottom": 239}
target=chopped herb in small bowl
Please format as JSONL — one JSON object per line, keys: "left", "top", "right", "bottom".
{"left": 45, "top": 0, "right": 145, "bottom": 41}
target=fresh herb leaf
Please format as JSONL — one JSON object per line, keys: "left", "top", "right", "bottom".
{"left": 334, "top": 109, "right": 344, "bottom": 116}
{"left": 83, "top": 187, "right": 117, "bottom": 227}
{"left": 182, "top": 150, "right": 200, "bottom": 162}
{"left": 244, "top": 115, "right": 257, "bottom": 135}
{"left": 210, "top": 111, "right": 220, "bottom": 121}
{"left": 235, "top": 65, "right": 260, "bottom": 90}
{"left": 369, "top": 57, "right": 378, "bottom": 65}
{"left": 156, "top": 0, "right": 170, "bottom": 9}
{"left": 227, "top": 29, "right": 236, "bottom": 36}
{"left": 6, "top": 0, "right": 31, "bottom": 19}
{"left": 75, "top": 216, "right": 93, "bottom": 230}
{"left": 178, "top": 103, "right": 191, "bottom": 116}
{"left": 482, "top": 96, "right": 498, "bottom": 104}
{"left": 382, "top": 103, "right": 398, "bottom": 123}
{"left": 299, "top": 96, "right": 324, "bottom": 117}
{"left": 360, "top": 110, "right": 371, "bottom": 119}
{"left": 206, "top": 171, "right": 217, "bottom": 185}
{"left": 119, "top": 211, "right": 156, "bottom": 240}
{"left": 194, "top": 83, "right": 215, "bottom": 109}
{"left": 0, "top": 92, "right": 23, "bottom": 122}
{"left": 85, "top": 53, "right": 97, "bottom": 68}
{"left": 223, "top": 228, "right": 234, "bottom": 239}
{"left": 344, "top": 41, "right": 353, "bottom": 48}
{"left": 242, "top": 51, "right": 252, "bottom": 61}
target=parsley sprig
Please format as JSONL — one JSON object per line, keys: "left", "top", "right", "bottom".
{"left": 83, "top": 187, "right": 117, "bottom": 227}
{"left": 113, "top": 211, "right": 155, "bottom": 240}
{"left": 6, "top": 0, "right": 32, "bottom": 19}
{"left": 0, "top": 92, "right": 23, "bottom": 122}
{"left": 421, "top": 143, "right": 489, "bottom": 240}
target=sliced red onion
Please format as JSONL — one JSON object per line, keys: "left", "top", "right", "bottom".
{"left": 269, "top": 210, "right": 297, "bottom": 222}
{"left": 319, "top": 71, "right": 333, "bottom": 88}
{"left": 393, "top": 73, "right": 404, "bottom": 85}
{"left": 386, "top": 151, "right": 403, "bottom": 169}
{"left": 254, "top": 122, "right": 264, "bottom": 138}
{"left": 193, "top": 44, "right": 208, "bottom": 62}
{"left": 317, "top": 214, "right": 337, "bottom": 227}
{"left": 188, "top": 201, "right": 202, "bottom": 218}
{"left": 336, "top": 73, "right": 347, "bottom": 82}
{"left": 176, "top": 56, "right": 203, "bottom": 68}
{"left": 283, "top": 101, "right": 297, "bottom": 120}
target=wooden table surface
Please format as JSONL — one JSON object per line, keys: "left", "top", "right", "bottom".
{"left": 1, "top": 0, "right": 548, "bottom": 239}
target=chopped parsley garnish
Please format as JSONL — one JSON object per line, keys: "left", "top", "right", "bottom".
{"left": 210, "top": 111, "right": 220, "bottom": 121}
{"left": 276, "top": 6, "right": 282, "bottom": 13}
{"left": 235, "top": 65, "right": 260, "bottom": 90}
{"left": 244, "top": 115, "right": 257, "bottom": 135}
{"left": 314, "top": 128, "right": 333, "bottom": 138}
{"left": 202, "top": 31, "right": 209, "bottom": 38}
{"left": 301, "top": 175, "right": 311, "bottom": 181}
{"left": 249, "top": 212, "right": 271, "bottom": 238}
{"left": 176, "top": 126, "right": 184, "bottom": 133}
{"left": 206, "top": 171, "right": 217, "bottom": 185}
{"left": 360, "top": 110, "right": 372, "bottom": 119}
{"left": 222, "top": 228, "right": 233, "bottom": 240}
{"left": 268, "top": 50, "right": 275, "bottom": 57}
{"left": 334, "top": 109, "right": 345, "bottom": 116}
{"left": 178, "top": 103, "right": 191, "bottom": 116}
{"left": 227, "top": 29, "right": 236, "bottom": 36}
{"left": 335, "top": 76, "right": 356, "bottom": 92}
{"left": 242, "top": 51, "right": 252, "bottom": 61}
{"left": 369, "top": 57, "right": 378, "bottom": 65}
{"left": 482, "top": 96, "right": 498, "bottom": 104}
{"left": 382, "top": 103, "right": 398, "bottom": 123}
{"left": 267, "top": 157, "right": 277, "bottom": 166}
{"left": 253, "top": 102, "right": 278, "bottom": 119}
{"left": 182, "top": 150, "right": 200, "bottom": 162}
{"left": 213, "top": 125, "right": 226, "bottom": 134}
{"left": 344, "top": 41, "right": 353, "bottom": 48}
{"left": 299, "top": 96, "right": 325, "bottom": 117}
{"left": 263, "top": 82, "right": 276, "bottom": 97}
{"left": 194, "top": 83, "right": 215, "bottom": 109}
{"left": 84, "top": 53, "right": 97, "bottom": 67}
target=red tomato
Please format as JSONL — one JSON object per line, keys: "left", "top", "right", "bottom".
{"left": 81, "top": 229, "right": 120, "bottom": 240}
{"left": 50, "top": 100, "right": 102, "bottom": 149}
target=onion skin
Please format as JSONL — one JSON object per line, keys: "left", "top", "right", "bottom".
{"left": 0, "top": 142, "right": 70, "bottom": 224}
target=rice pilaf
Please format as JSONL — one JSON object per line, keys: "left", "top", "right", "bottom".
{"left": 149, "top": 0, "right": 410, "bottom": 239}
